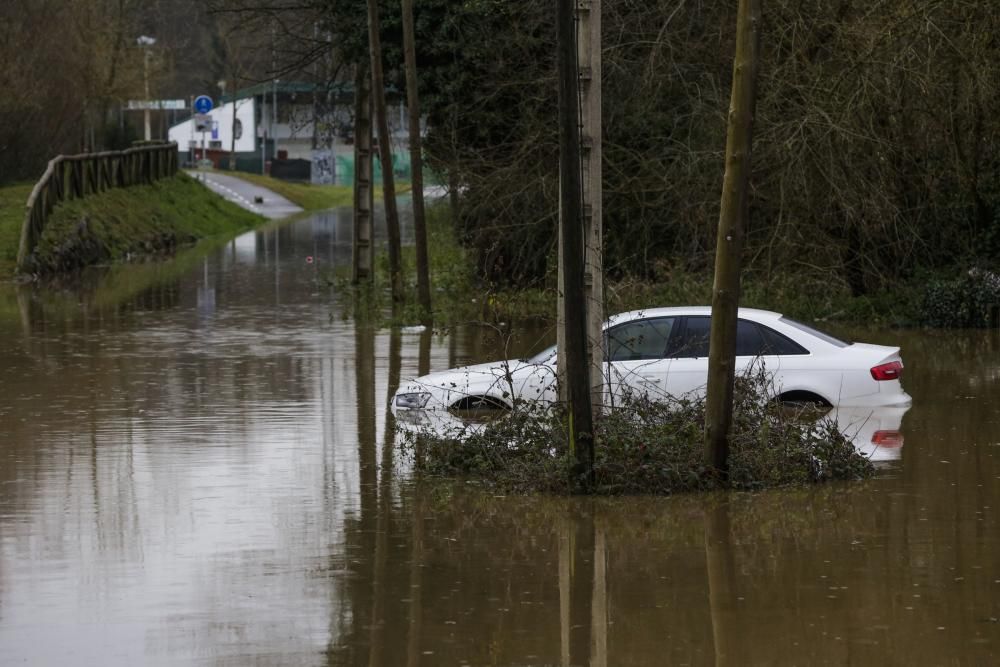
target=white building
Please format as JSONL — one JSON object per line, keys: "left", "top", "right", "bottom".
{"left": 167, "top": 81, "right": 412, "bottom": 183}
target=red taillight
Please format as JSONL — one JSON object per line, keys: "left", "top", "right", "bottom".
{"left": 871, "top": 430, "right": 904, "bottom": 448}
{"left": 870, "top": 360, "right": 903, "bottom": 381}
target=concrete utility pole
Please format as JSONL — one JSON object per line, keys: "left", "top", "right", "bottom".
{"left": 557, "top": 0, "right": 603, "bottom": 412}
{"left": 352, "top": 64, "right": 375, "bottom": 284}
{"left": 137, "top": 35, "right": 156, "bottom": 141}
{"left": 704, "top": 0, "right": 762, "bottom": 476}
{"left": 557, "top": 0, "right": 594, "bottom": 492}
{"left": 367, "top": 0, "right": 404, "bottom": 301}
{"left": 402, "top": 0, "right": 433, "bottom": 322}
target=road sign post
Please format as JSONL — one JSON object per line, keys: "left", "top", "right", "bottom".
{"left": 193, "top": 95, "right": 214, "bottom": 115}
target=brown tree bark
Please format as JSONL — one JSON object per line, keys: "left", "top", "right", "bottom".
{"left": 704, "top": 0, "right": 762, "bottom": 476}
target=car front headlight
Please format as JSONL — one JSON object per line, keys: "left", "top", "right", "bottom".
{"left": 395, "top": 392, "right": 431, "bottom": 409}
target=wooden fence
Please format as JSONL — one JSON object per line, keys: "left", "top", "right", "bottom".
{"left": 17, "top": 141, "right": 179, "bottom": 273}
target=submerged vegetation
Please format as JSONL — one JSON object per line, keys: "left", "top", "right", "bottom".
{"left": 401, "top": 372, "right": 874, "bottom": 495}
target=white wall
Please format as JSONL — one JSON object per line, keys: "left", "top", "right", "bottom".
{"left": 168, "top": 98, "right": 257, "bottom": 153}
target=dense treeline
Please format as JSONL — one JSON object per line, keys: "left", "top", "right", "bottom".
{"left": 401, "top": 0, "right": 999, "bottom": 296}
{"left": 0, "top": 0, "right": 242, "bottom": 184}
{"left": 288, "top": 0, "right": 1000, "bottom": 295}
{"left": 8, "top": 0, "right": 997, "bottom": 298}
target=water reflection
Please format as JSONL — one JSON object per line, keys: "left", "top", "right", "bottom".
{"left": 0, "top": 207, "right": 999, "bottom": 664}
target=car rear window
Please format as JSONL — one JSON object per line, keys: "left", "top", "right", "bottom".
{"left": 779, "top": 317, "right": 850, "bottom": 348}
{"left": 759, "top": 325, "right": 809, "bottom": 355}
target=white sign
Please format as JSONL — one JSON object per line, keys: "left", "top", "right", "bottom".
{"left": 194, "top": 114, "right": 212, "bottom": 132}
{"left": 126, "top": 99, "right": 187, "bottom": 111}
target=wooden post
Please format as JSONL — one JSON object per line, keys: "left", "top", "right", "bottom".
{"left": 558, "top": 0, "right": 603, "bottom": 412}
{"left": 557, "top": 0, "right": 594, "bottom": 492}
{"left": 401, "top": 0, "right": 433, "bottom": 322}
{"left": 352, "top": 63, "right": 375, "bottom": 285}
{"left": 704, "top": 0, "right": 762, "bottom": 475}
{"left": 367, "top": 0, "right": 404, "bottom": 302}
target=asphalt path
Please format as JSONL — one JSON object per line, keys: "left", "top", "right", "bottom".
{"left": 187, "top": 171, "right": 304, "bottom": 220}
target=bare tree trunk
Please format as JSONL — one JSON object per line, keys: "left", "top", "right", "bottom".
{"left": 367, "top": 0, "right": 404, "bottom": 302}
{"left": 557, "top": 0, "right": 594, "bottom": 492}
{"left": 401, "top": 0, "right": 432, "bottom": 323}
{"left": 704, "top": 0, "right": 762, "bottom": 476}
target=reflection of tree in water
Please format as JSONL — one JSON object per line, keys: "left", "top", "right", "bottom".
{"left": 325, "top": 475, "right": 1000, "bottom": 665}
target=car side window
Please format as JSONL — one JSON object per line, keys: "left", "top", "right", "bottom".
{"left": 759, "top": 325, "right": 809, "bottom": 355}
{"left": 670, "top": 316, "right": 711, "bottom": 358}
{"left": 669, "top": 317, "right": 801, "bottom": 358}
{"left": 606, "top": 317, "right": 675, "bottom": 361}
{"left": 735, "top": 320, "right": 766, "bottom": 356}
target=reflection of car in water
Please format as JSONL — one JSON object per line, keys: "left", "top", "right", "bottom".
{"left": 393, "top": 307, "right": 912, "bottom": 413}
{"left": 828, "top": 405, "right": 909, "bottom": 462}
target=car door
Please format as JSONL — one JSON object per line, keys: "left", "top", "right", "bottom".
{"left": 662, "top": 316, "right": 712, "bottom": 399}
{"left": 663, "top": 316, "right": 789, "bottom": 400}
{"left": 604, "top": 316, "right": 676, "bottom": 405}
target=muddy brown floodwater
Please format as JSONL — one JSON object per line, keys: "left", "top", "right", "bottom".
{"left": 1, "top": 208, "right": 999, "bottom": 665}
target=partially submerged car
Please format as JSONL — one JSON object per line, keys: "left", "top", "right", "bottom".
{"left": 392, "top": 307, "right": 912, "bottom": 414}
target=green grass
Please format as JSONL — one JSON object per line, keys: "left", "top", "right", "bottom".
{"left": 224, "top": 172, "right": 355, "bottom": 210}
{"left": 0, "top": 183, "right": 33, "bottom": 278}
{"left": 26, "top": 172, "right": 264, "bottom": 275}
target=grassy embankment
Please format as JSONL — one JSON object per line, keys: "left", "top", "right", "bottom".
{"left": 12, "top": 172, "right": 264, "bottom": 276}
{"left": 0, "top": 183, "right": 33, "bottom": 279}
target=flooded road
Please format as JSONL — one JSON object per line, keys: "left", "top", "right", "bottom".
{"left": 1, "top": 209, "right": 999, "bottom": 665}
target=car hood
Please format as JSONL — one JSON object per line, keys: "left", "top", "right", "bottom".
{"left": 396, "top": 359, "right": 556, "bottom": 400}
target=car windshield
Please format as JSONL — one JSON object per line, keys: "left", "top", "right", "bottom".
{"left": 779, "top": 317, "right": 851, "bottom": 348}
{"left": 525, "top": 344, "right": 557, "bottom": 364}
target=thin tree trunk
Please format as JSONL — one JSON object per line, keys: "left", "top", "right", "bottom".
{"left": 367, "top": 0, "right": 404, "bottom": 302}
{"left": 557, "top": 0, "right": 594, "bottom": 492}
{"left": 704, "top": 0, "right": 762, "bottom": 476}
{"left": 401, "top": 0, "right": 432, "bottom": 323}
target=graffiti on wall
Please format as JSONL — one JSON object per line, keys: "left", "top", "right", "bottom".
{"left": 312, "top": 149, "right": 334, "bottom": 185}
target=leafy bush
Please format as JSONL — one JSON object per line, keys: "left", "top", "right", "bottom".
{"left": 400, "top": 371, "right": 874, "bottom": 495}
{"left": 921, "top": 269, "right": 1000, "bottom": 328}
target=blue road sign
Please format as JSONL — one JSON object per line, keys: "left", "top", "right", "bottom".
{"left": 193, "top": 95, "right": 214, "bottom": 114}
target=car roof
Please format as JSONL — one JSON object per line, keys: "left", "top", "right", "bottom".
{"left": 607, "top": 306, "right": 783, "bottom": 327}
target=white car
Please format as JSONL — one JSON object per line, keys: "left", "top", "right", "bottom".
{"left": 392, "top": 307, "right": 912, "bottom": 413}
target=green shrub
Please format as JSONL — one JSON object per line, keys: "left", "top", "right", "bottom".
{"left": 921, "top": 269, "right": 1000, "bottom": 328}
